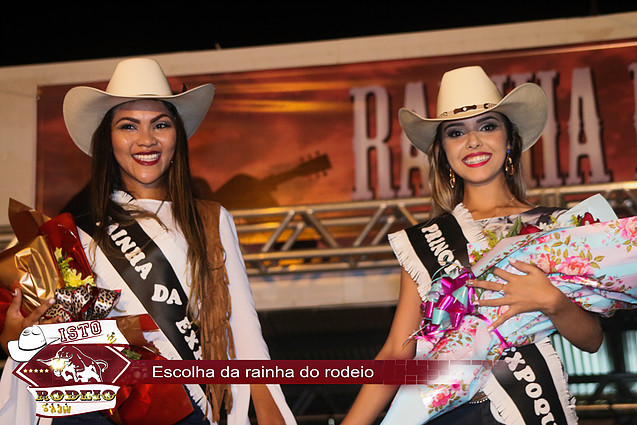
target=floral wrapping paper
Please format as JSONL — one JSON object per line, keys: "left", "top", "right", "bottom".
{"left": 382, "top": 196, "right": 637, "bottom": 424}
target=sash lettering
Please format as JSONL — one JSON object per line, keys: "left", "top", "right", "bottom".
{"left": 108, "top": 224, "right": 152, "bottom": 279}
{"left": 151, "top": 284, "right": 183, "bottom": 305}
{"left": 493, "top": 344, "right": 567, "bottom": 424}
{"left": 399, "top": 209, "right": 571, "bottom": 424}
{"left": 404, "top": 213, "right": 469, "bottom": 275}
{"left": 76, "top": 215, "right": 201, "bottom": 362}
{"left": 419, "top": 222, "right": 462, "bottom": 274}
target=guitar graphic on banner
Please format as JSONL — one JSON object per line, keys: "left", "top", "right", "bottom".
{"left": 206, "top": 152, "right": 331, "bottom": 210}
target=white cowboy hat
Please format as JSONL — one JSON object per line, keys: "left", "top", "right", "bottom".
{"left": 8, "top": 325, "right": 60, "bottom": 363}
{"left": 63, "top": 57, "right": 215, "bottom": 156}
{"left": 398, "top": 65, "right": 548, "bottom": 153}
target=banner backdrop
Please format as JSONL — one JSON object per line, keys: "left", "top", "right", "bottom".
{"left": 36, "top": 40, "right": 637, "bottom": 216}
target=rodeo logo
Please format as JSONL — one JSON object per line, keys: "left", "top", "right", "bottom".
{"left": 9, "top": 320, "right": 131, "bottom": 418}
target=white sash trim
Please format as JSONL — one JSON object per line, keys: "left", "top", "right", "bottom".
{"left": 388, "top": 229, "right": 433, "bottom": 300}
{"left": 387, "top": 205, "right": 577, "bottom": 425}
{"left": 387, "top": 203, "right": 483, "bottom": 301}
{"left": 482, "top": 338, "right": 578, "bottom": 425}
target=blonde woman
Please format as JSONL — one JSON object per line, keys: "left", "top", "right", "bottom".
{"left": 342, "top": 66, "right": 601, "bottom": 424}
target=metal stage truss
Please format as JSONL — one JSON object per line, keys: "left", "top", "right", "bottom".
{"left": 2, "top": 181, "right": 637, "bottom": 263}
{"left": 1, "top": 182, "right": 636, "bottom": 423}
{"left": 231, "top": 181, "right": 637, "bottom": 423}
{"left": 233, "top": 181, "right": 637, "bottom": 277}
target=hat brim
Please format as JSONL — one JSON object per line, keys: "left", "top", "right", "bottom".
{"left": 398, "top": 83, "right": 548, "bottom": 153}
{"left": 7, "top": 339, "right": 43, "bottom": 362}
{"left": 63, "top": 84, "right": 215, "bottom": 156}
{"left": 8, "top": 332, "right": 60, "bottom": 363}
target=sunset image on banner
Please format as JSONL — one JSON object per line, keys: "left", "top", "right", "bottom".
{"left": 36, "top": 40, "right": 637, "bottom": 218}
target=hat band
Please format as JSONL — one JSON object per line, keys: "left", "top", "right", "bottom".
{"left": 438, "top": 102, "right": 497, "bottom": 118}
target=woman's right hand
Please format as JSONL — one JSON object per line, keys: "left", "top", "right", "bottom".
{"left": 0, "top": 288, "right": 57, "bottom": 354}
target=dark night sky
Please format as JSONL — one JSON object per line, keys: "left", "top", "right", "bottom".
{"left": 3, "top": 2, "right": 637, "bottom": 67}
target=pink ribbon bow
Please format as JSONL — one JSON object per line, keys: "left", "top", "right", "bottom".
{"left": 416, "top": 269, "right": 510, "bottom": 349}
{"left": 417, "top": 270, "right": 476, "bottom": 340}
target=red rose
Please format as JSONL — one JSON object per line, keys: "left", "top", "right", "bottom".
{"left": 581, "top": 212, "right": 599, "bottom": 225}
{"left": 519, "top": 223, "right": 541, "bottom": 234}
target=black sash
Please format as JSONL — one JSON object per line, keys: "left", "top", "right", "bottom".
{"left": 492, "top": 344, "right": 569, "bottom": 424}
{"left": 403, "top": 212, "right": 470, "bottom": 275}
{"left": 403, "top": 212, "right": 572, "bottom": 424}
{"left": 76, "top": 213, "right": 200, "bottom": 362}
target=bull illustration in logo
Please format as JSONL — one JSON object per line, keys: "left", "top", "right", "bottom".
{"left": 39, "top": 346, "right": 108, "bottom": 383}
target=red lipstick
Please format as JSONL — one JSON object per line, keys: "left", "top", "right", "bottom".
{"left": 132, "top": 151, "right": 161, "bottom": 166}
{"left": 462, "top": 152, "right": 491, "bottom": 168}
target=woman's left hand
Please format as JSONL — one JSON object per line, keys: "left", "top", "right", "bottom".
{"left": 469, "top": 257, "right": 603, "bottom": 352}
{"left": 469, "top": 258, "right": 565, "bottom": 331}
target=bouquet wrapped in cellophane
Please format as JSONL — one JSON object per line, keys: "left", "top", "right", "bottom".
{"left": 0, "top": 199, "right": 121, "bottom": 326}
{"left": 0, "top": 199, "right": 194, "bottom": 424}
{"left": 382, "top": 195, "right": 637, "bottom": 424}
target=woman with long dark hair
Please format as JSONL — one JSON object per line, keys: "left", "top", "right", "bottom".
{"left": 0, "top": 58, "right": 296, "bottom": 425}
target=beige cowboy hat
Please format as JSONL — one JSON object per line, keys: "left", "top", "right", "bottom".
{"left": 63, "top": 57, "right": 215, "bottom": 156}
{"left": 398, "top": 65, "right": 548, "bottom": 153}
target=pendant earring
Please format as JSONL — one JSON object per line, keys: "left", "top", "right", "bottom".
{"left": 505, "top": 150, "right": 514, "bottom": 175}
{"left": 449, "top": 168, "right": 456, "bottom": 189}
